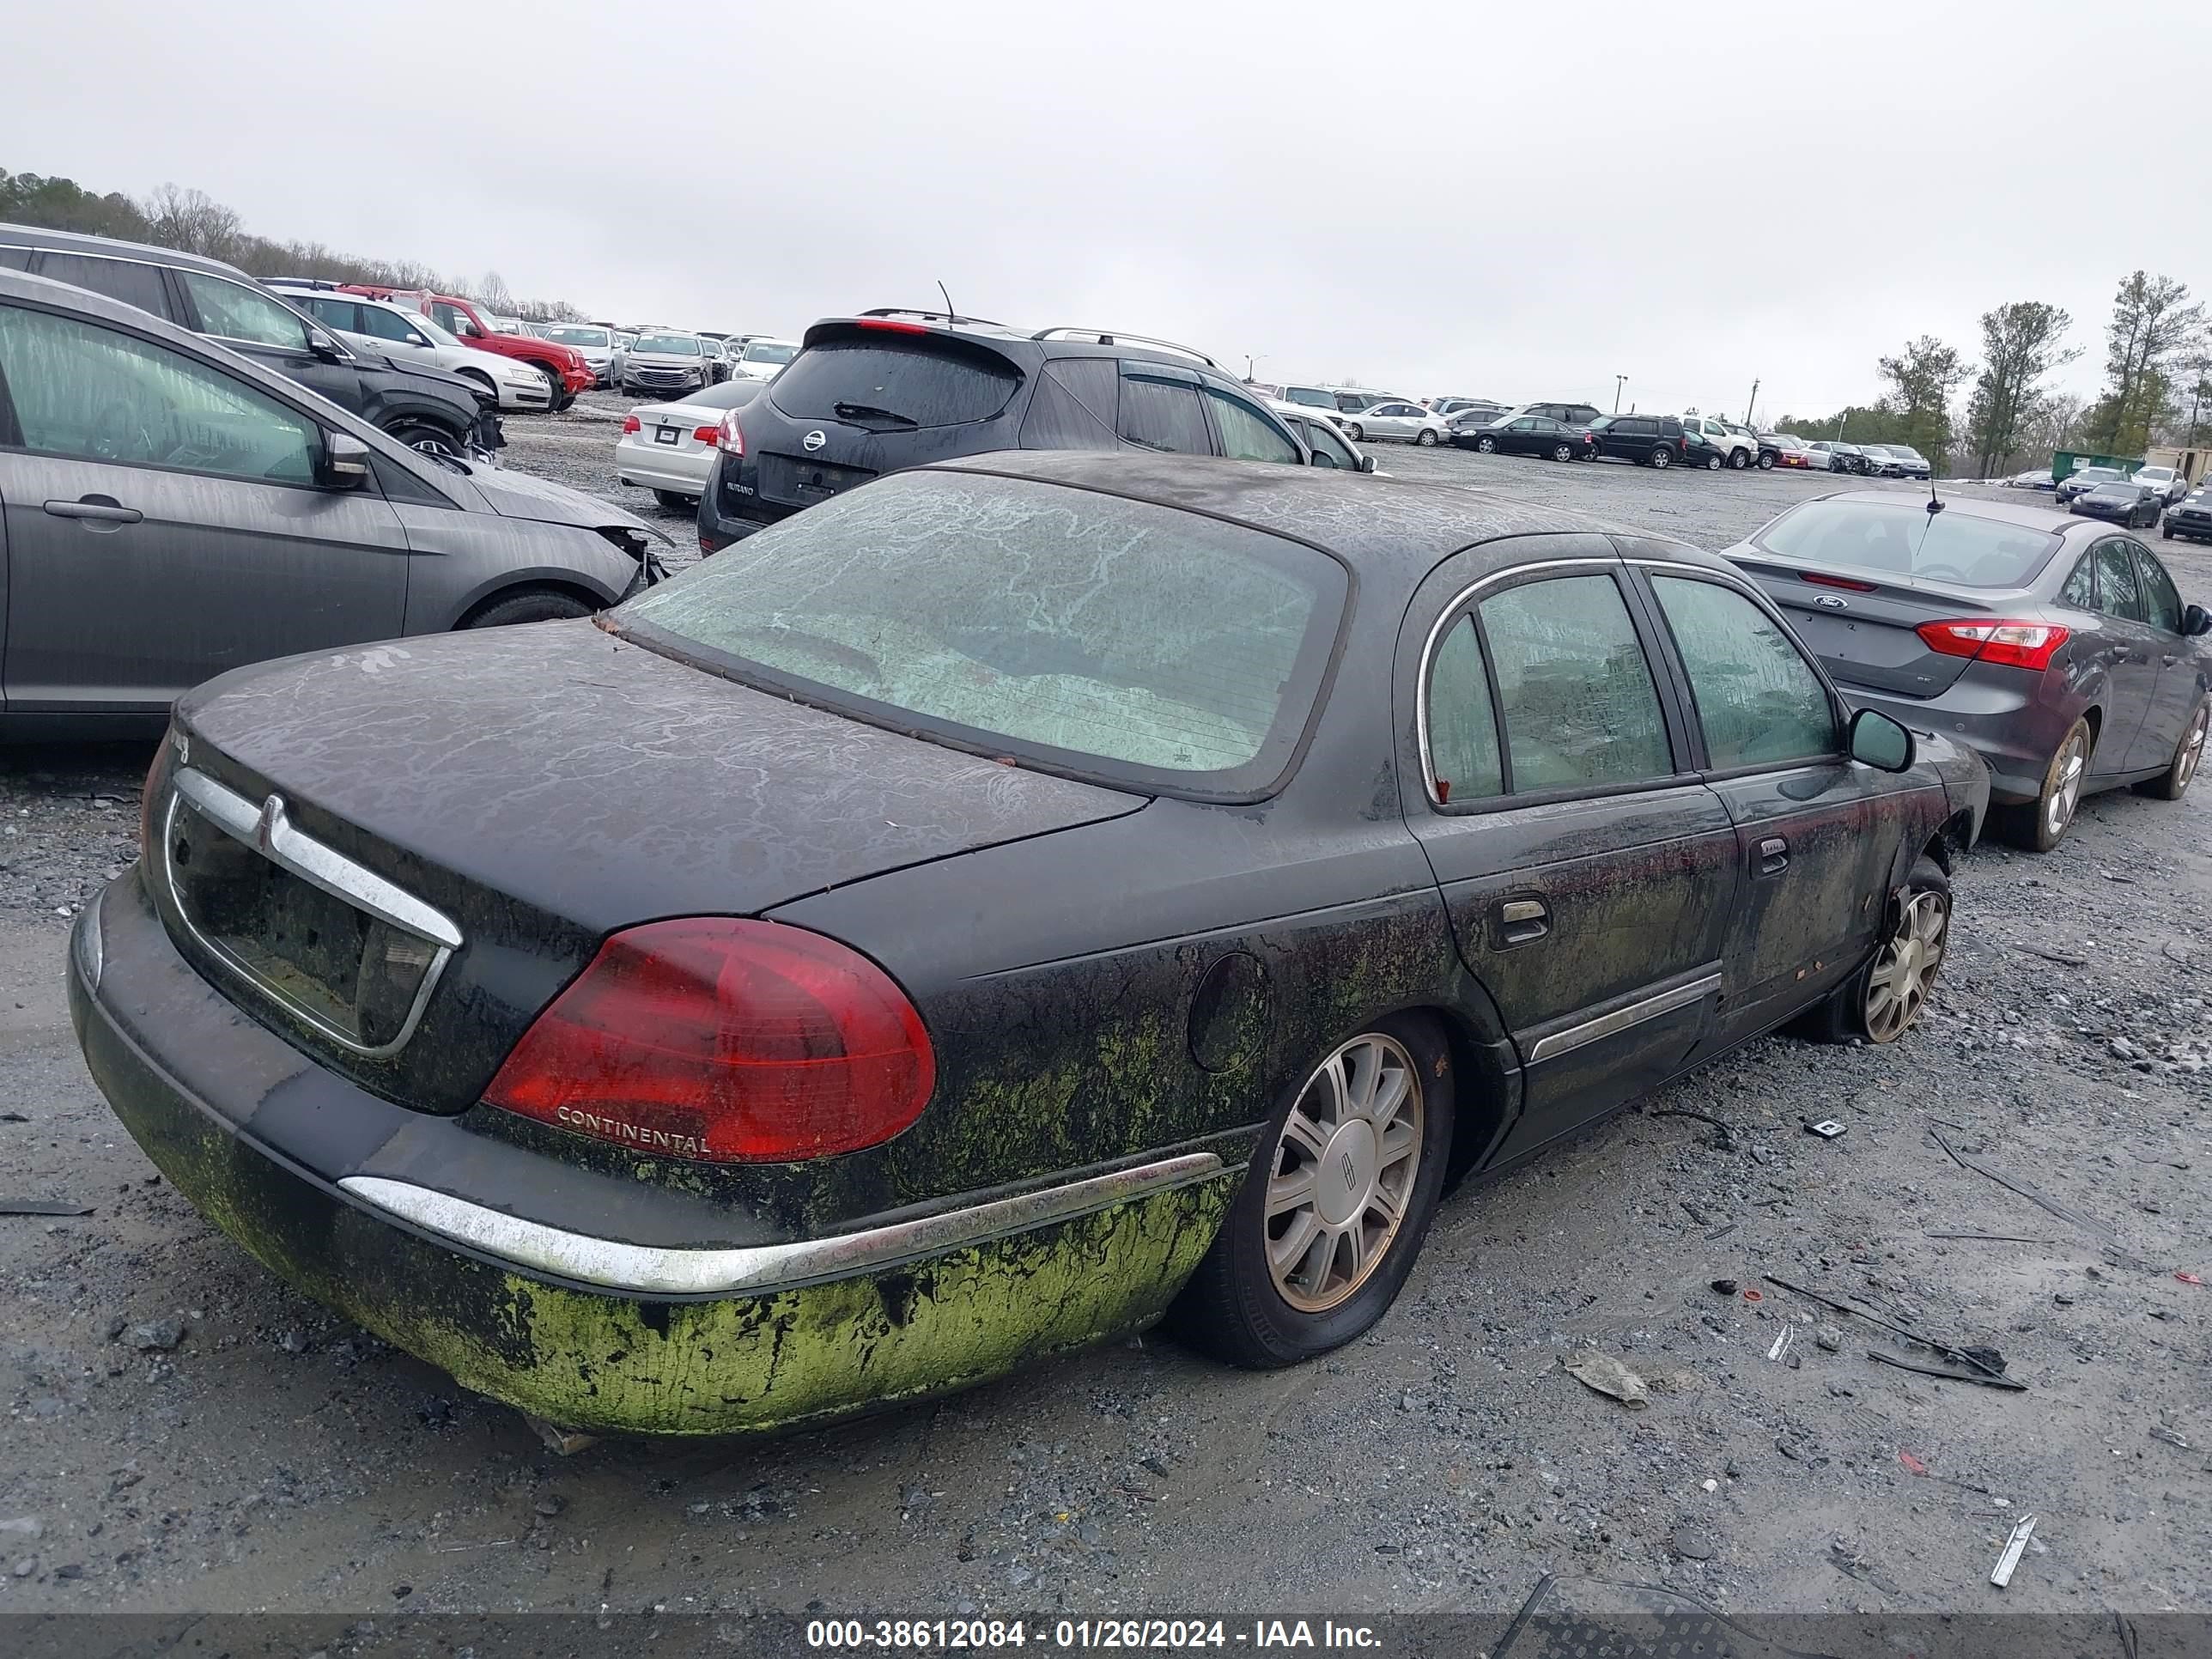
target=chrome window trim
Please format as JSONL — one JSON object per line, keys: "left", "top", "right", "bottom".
{"left": 158, "top": 767, "right": 459, "bottom": 1058}
{"left": 340, "top": 1151, "right": 1230, "bottom": 1297}
{"left": 1413, "top": 556, "right": 1633, "bottom": 809}
{"left": 1525, "top": 970, "right": 1723, "bottom": 1064}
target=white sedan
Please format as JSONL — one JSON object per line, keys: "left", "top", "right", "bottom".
{"left": 1337, "top": 398, "right": 1449, "bottom": 447}
{"left": 616, "top": 379, "right": 763, "bottom": 508}
{"left": 731, "top": 337, "right": 799, "bottom": 380}
{"left": 291, "top": 291, "right": 555, "bottom": 411}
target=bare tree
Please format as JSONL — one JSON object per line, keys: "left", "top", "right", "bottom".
{"left": 140, "top": 184, "right": 243, "bottom": 261}
{"left": 1963, "top": 301, "right": 2078, "bottom": 477}
{"left": 477, "top": 270, "right": 515, "bottom": 313}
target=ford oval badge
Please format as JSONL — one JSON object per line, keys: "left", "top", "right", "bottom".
{"left": 1814, "top": 594, "right": 1849, "bottom": 610}
{"left": 802, "top": 429, "right": 827, "bottom": 453}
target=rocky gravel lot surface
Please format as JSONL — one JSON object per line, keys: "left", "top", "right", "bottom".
{"left": 2, "top": 404, "right": 2207, "bottom": 1627}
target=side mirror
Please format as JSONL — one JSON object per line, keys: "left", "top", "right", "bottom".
{"left": 1847, "top": 707, "right": 1915, "bottom": 772}
{"left": 456, "top": 319, "right": 482, "bottom": 338}
{"left": 1361, "top": 453, "right": 1379, "bottom": 473}
{"left": 320, "top": 431, "right": 371, "bottom": 489}
{"left": 2185, "top": 604, "right": 2212, "bottom": 637}
{"left": 307, "top": 328, "right": 346, "bottom": 363}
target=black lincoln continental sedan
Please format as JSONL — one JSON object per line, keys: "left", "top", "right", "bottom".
{"left": 70, "top": 452, "right": 1988, "bottom": 1437}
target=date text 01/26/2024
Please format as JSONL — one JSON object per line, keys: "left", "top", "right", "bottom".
{"left": 805, "top": 1620, "right": 1384, "bottom": 1650}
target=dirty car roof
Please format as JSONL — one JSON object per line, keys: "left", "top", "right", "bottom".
{"left": 928, "top": 450, "right": 1694, "bottom": 571}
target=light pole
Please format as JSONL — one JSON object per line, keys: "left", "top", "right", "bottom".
{"left": 1244, "top": 355, "right": 1266, "bottom": 384}
{"left": 1613, "top": 375, "right": 1627, "bottom": 413}
{"left": 1744, "top": 379, "right": 1759, "bottom": 427}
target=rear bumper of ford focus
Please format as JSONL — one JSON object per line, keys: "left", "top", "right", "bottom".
{"left": 69, "top": 872, "right": 1243, "bottom": 1436}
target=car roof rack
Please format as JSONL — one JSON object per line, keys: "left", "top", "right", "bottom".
{"left": 858, "top": 306, "right": 1013, "bottom": 330}
{"left": 1031, "top": 327, "right": 1220, "bottom": 371}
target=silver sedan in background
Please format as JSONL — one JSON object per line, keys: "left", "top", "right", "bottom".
{"left": 616, "top": 379, "right": 763, "bottom": 509}
{"left": 1337, "top": 398, "right": 1449, "bottom": 446}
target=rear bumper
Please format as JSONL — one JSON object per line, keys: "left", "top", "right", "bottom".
{"left": 1837, "top": 672, "right": 2075, "bottom": 804}
{"left": 615, "top": 434, "right": 714, "bottom": 495}
{"left": 70, "top": 874, "right": 1238, "bottom": 1436}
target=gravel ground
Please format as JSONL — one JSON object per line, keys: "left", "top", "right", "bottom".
{"left": 3, "top": 407, "right": 2208, "bottom": 1626}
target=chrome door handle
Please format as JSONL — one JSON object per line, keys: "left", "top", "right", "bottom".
{"left": 1756, "top": 836, "right": 1790, "bottom": 877}
{"left": 1498, "top": 896, "right": 1550, "bottom": 945}
{"left": 45, "top": 497, "right": 143, "bottom": 525}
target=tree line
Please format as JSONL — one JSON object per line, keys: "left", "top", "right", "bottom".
{"left": 0, "top": 167, "right": 590, "bottom": 322}
{"left": 1776, "top": 273, "right": 2211, "bottom": 478}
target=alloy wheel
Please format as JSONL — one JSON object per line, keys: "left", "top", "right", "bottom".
{"left": 1264, "top": 1033, "right": 1424, "bottom": 1314}
{"left": 2179, "top": 705, "right": 2208, "bottom": 793}
{"left": 2047, "top": 729, "right": 2088, "bottom": 836}
{"left": 408, "top": 433, "right": 463, "bottom": 461}
{"left": 1864, "top": 888, "right": 1948, "bottom": 1042}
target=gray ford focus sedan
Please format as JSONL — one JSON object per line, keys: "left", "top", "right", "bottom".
{"left": 1724, "top": 489, "right": 2212, "bottom": 850}
{"left": 0, "top": 269, "right": 667, "bottom": 738}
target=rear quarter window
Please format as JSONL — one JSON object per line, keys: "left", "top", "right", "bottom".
{"left": 769, "top": 337, "right": 1021, "bottom": 428}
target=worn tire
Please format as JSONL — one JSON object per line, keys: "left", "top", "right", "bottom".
{"left": 1800, "top": 855, "right": 1950, "bottom": 1043}
{"left": 1999, "top": 716, "right": 2094, "bottom": 851}
{"left": 1649, "top": 447, "right": 1672, "bottom": 469}
{"left": 384, "top": 420, "right": 467, "bottom": 462}
{"left": 1757, "top": 451, "right": 1777, "bottom": 470}
{"left": 1729, "top": 447, "right": 1750, "bottom": 469}
{"left": 1475, "top": 434, "right": 1498, "bottom": 453}
{"left": 461, "top": 588, "right": 598, "bottom": 629}
{"left": 536, "top": 362, "right": 566, "bottom": 406}
{"left": 652, "top": 489, "right": 696, "bottom": 512}
{"left": 2137, "top": 696, "right": 2210, "bottom": 799}
{"left": 1415, "top": 428, "right": 1438, "bottom": 447}
{"left": 1172, "top": 1013, "right": 1455, "bottom": 1370}
{"left": 1342, "top": 422, "right": 1365, "bottom": 443}
{"left": 1549, "top": 442, "right": 1575, "bottom": 463}
{"left": 1705, "top": 452, "right": 1724, "bottom": 471}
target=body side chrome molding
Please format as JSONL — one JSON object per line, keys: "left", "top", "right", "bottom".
{"left": 1524, "top": 970, "right": 1723, "bottom": 1064}
{"left": 340, "top": 1151, "right": 1230, "bottom": 1297}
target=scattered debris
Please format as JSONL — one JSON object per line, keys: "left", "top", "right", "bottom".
{"left": 1670, "top": 1525, "right": 1717, "bottom": 1561}
{"left": 126, "top": 1320, "right": 185, "bottom": 1352}
{"left": 1562, "top": 1352, "right": 1649, "bottom": 1410}
{"left": 0, "top": 1519, "right": 43, "bottom": 1540}
{"left": 1491, "top": 1572, "right": 1838, "bottom": 1659}
{"left": 1924, "top": 1231, "right": 2054, "bottom": 1243}
{"left": 1868, "top": 1351, "right": 2027, "bottom": 1392}
{"left": 1898, "top": 1451, "right": 1928, "bottom": 1477}
{"left": 533, "top": 1493, "right": 568, "bottom": 1517}
{"left": 1708, "top": 1279, "right": 1739, "bottom": 1296}
{"left": 2148, "top": 1427, "right": 2191, "bottom": 1451}
{"left": 2177, "top": 1272, "right": 2204, "bottom": 1287}
{"left": 1929, "top": 1122, "right": 2114, "bottom": 1241}
{"left": 1990, "top": 1515, "right": 2038, "bottom": 1588}
{"left": 1766, "top": 1327, "right": 1797, "bottom": 1364}
{"left": 2022, "top": 945, "right": 2087, "bottom": 968}
{"left": 1764, "top": 1273, "right": 2014, "bottom": 1383}
{"left": 1814, "top": 1325, "right": 1844, "bottom": 1352}
{"left": 524, "top": 1414, "right": 599, "bottom": 1457}
{"left": 1650, "top": 1109, "right": 1735, "bottom": 1148}
{"left": 1741, "top": 1289, "right": 1764, "bottom": 1304}
{"left": 1802, "top": 1118, "right": 1847, "bottom": 1139}
{"left": 0, "top": 1199, "right": 93, "bottom": 1217}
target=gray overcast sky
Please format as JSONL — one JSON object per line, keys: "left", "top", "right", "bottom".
{"left": 9, "top": 2, "right": 2210, "bottom": 421}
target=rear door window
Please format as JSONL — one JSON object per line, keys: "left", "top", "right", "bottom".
{"left": 34, "top": 252, "right": 173, "bottom": 320}
{"left": 769, "top": 337, "right": 1020, "bottom": 428}
{"left": 1018, "top": 357, "right": 1118, "bottom": 449}
{"left": 1425, "top": 616, "right": 1504, "bottom": 802}
{"left": 353, "top": 304, "right": 427, "bottom": 345}
{"left": 1117, "top": 368, "right": 1212, "bottom": 453}
{"left": 1478, "top": 574, "right": 1674, "bottom": 792}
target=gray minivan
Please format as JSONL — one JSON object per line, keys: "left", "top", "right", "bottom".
{"left": 0, "top": 269, "right": 665, "bottom": 738}
{"left": 0, "top": 223, "right": 498, "bottom": 459}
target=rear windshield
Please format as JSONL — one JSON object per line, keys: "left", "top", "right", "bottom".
{"left": 613, "top": 471, "right": 1347, "bottom": 798}
{"left": 1755, "top": 501, "right": 2063, "bottom": 588}
{"left": 769, "top": 337, "right": 1020, "bottom": 428}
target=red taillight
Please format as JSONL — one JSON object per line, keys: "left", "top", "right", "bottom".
{"left": 1915, "top": 620, "right": 2071, "bottom": 672}
{"left": 856, "top": 318, "right": 928, "bottom": 333}
{"left": 691, "top": 424, "right": 719, "bottom": 444}
{"left": 1801, "top": 571, "right": 1878, "bottom": 592}
{"left": 621, "top": 414, "right": 641, "bottom": 434}
{"left": 485, "top": 918, "right": 935, "bottom": 1163}
{"left": 715, "top": 408, "right": 746, "bottom": 455}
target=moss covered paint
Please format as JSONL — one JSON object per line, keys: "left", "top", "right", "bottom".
{"left": 110, "top": 1053, "right": 1241, "bottom": 1435}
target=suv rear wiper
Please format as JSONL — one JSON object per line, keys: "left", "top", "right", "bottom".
{"left": 833, "top": 401, "right": 918, "bottom": 428}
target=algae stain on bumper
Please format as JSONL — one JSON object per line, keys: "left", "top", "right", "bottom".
{"left": 364, "top": 1175, "right": 1240, "bottom": 1437}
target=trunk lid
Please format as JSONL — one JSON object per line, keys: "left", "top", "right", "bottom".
{"left": 1729, "top": 552, "right": 2016, "bottom": 699}
{"left": 161, "top": 623, "right": 1146, "bottom": 1109}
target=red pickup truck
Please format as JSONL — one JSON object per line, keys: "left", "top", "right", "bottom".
{"left": 341, "top": 286, "right": 592, "bottom": 410}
